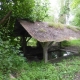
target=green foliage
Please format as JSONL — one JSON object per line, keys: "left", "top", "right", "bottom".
{"left": 61, "top": 39, "right": 80, "bottom": 47}
{"left": 27, "top": 38, "right": 37, "bottom": 46}
{"left": 60, "top": 6, "right": 69, "bottom": 16}
{"left": 0, "top": 0, "right": 35, "bottom": 19}
{"left": 61, "top": 41, "right": 71, "bottom": 47}
{"left": 71, "top": 0, "right": 80, "bottom": 27}
{"left": 69, "top": 39, "right": 80, "bottom": 46}
{"left": 71, "top": 8, "right": 80, "bottom": 26}
{"left": 8, "top": 56, "right": 80, "bottom": 80}
{"left": 71, "top": 0, "right": 80, "bottom": 8}
{"left": 0, "top": 0, "right": 49, "bottom": 22}
{"left": 32, "top": 0, "right": 49, "bottom": 21}
{"left": 0, "top": 37, "right": 25, "bottom": 79}
{"left": 58, "top": 0, "right": 70, "bottom": 24}
{"left": 0, "top": 35, "right": 80, "bottom": 80}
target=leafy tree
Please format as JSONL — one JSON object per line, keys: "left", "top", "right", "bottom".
{"left": 71, "top": 0, "right": 80, "bottom": 8}
{"left": 71, "top": 8, "right": 80, "bottom": 26}
{"left": 70, "top": 0, "right": 80, "bottom": 26}
{"left": 58, "top": 0, "right": 70, "bottom": 24}
{"left": 0, "top": 33, "right": 25, "bottom": 79}
{"left": 0, "top": 0, "right": 49, "bottom": 21}
{"left": 0, "top": 0, "right": 49, "bottom": 40}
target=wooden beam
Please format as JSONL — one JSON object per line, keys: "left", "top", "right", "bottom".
{"left": 41, "top": 42, "right": 53, "bottom": 63}
{"left": 43, "top": 45, "right": 48, "bottom": 63}
{"left": 21, "top": 36, "right": 26, "bottom": 56}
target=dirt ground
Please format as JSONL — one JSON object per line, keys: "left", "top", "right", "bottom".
{"left": 74, "top": 72, "right": 80, "bottom": 80}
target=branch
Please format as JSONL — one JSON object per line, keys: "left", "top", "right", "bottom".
{"left": 0, "top": 11, "right": 12, "bottom": 24}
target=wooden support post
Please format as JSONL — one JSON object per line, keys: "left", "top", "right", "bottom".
{"left": 57, "top": 42, "right": 63, "bottom": 57}
{"left": 21, "top": 36, "right": 26, "bottom": 56}
{"left": 43, "top": 45, "right": 48, "bottom": 63}
{"left": 59, "top": 42, "right": 62, "bottom": 49}
{"left": 41, "top": 42, "right": 52, "bottom": 63}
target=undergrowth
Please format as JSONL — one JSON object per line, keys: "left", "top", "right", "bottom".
{"left": 69, "top": 39, "right": 80, "bottom": 46}
{"left": 8, "top": 56, "right": 80, "bottom": 80}
{"left": 0, "top": 38, "right": 25, "bottom": 80}
{"left": 0, "top": 34, "right": 80, "bottom": 80}
{"left": 0, "top": 36, "right": 80, "bottom": 80}
{"left": 61, "top": 39, "right": 80, "bottom": 47}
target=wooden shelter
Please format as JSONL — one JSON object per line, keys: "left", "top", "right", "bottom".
{"left": 14, "top": 19, "right": 80, "bottom": 63}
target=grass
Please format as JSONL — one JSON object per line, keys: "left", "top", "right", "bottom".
{"left": 48, "top": 22, "right": 64, "bottom": 29}
{"left": 62, "top": 39, "right": 80, "bottom": 46}
{"left": 67, "top": 25, "right": 79, "bottom": 32}
{"left": 69, "top": 39, "right": 80, "bottom": 46}
{"left": 62, "top": 39, "right": 80, "bottom": 47}
{"left": 48, "top": 22, "right": 80, "bottom": 32}
{"left": 8, "top": 56, "right": 80, "bottom": 80}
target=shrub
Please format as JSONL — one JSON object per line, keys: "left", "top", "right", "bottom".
{"left": 0, "top": 37, "right": 25, "bottom": 79}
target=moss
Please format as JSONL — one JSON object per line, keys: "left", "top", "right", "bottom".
{"left": 76, "top": 27, "right": 80, "bottom": 30}
{"left": 48, "top": 22, "right": 64, "bottom": 29}
{"left": 39, "top": 28, "right": 46, "bottom": 32}
{"left": 67, "top": 25, "right": 79, "bottom": 32}
{"left": 48, "top": 22, "right": 80, "bottom": 32}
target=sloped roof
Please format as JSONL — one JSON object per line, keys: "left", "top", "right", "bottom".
{"left": 19, "top": 20, "right": 80, "bottom": 42}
